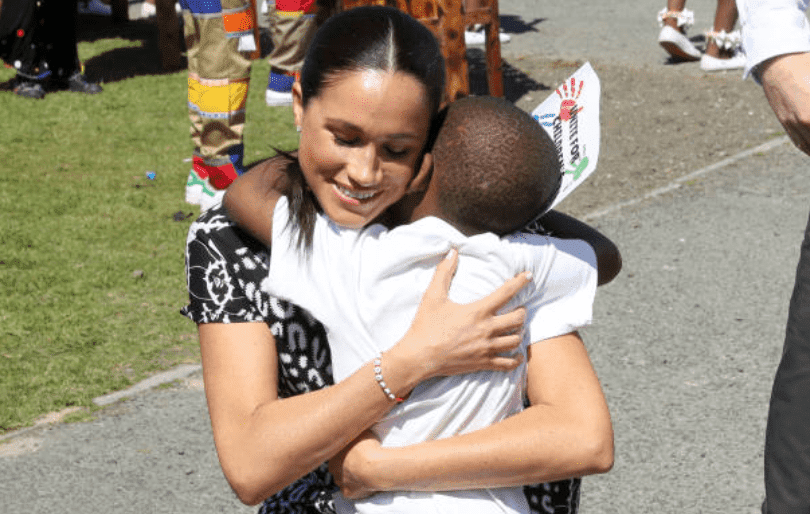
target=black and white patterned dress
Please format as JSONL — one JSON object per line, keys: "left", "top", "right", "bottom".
{"left": 182, "top": 204, "right": 581, "bottom": 514}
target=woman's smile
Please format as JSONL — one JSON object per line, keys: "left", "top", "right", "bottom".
{"left": 293, "top": 68, "right": 431, "bottom": 228}
{"left": 334, "top": 183, "right": 379, "bottom": 203}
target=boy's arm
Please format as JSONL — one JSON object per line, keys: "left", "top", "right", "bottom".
{"left": 534, "top": 210, "right": 622, "bottom": 286}
{"left": 222, "top": 155, "right": 292, "bottom": 247}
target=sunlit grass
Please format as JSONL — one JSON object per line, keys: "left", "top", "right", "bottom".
{"left": 0, "top": 37, "right": 296, "bottom": 433}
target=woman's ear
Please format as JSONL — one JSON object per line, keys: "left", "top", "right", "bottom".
{"left": 407, "top": 153, "right": 433, "bottom": 194}
{"left": 292, "top": 81, "right": 304, "bottom": 129}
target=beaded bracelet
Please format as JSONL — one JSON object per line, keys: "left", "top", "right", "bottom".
{"left": 373, "top": 356, "right": 403, "bottom": 403}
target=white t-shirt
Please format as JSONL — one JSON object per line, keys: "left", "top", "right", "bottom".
{"left": 267, "top": 197, "right": 598, "bottom": 514}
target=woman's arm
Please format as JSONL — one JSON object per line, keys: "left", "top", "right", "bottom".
{"left": 536, "top": 210, "right": 622, "bottom": 286}
{"left": 201, "top": 250, "right": 534, "bottom": 505}
{"left": 329, "top": 331, "right": 613, "bottom": 497}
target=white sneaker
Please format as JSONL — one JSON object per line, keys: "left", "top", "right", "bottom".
{"left": 185, "top": 169, "right": 225, "bottom": 211}
{"left": 464, "top": 28, "right": 511, "bottom": 46}
{"left": 658, "top": 25, "right": 701, "bottom": 61}
{"left": 141, "top": 2, "right": 156, "bottom": 17}
{"left": 700, "top": 51, "right": 746, "bottom": 71}
{"left": 266, "top": 88, "right": 293, "bottom": 107}
{"left": 78, "top": 0, "right": 112, "bottom": 16}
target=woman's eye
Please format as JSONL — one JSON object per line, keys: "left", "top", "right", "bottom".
{"left": 384, "top": 146, "right": 409, "bottom": 158}
{"left": 334, "top": 135, "right": 360, "bottom": 146}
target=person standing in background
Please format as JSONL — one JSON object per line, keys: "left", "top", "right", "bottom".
{"left": 657, "top": 0, "right": 745, "bottom": 71}
{"left": 1, "top": 0, "right": 103, "bottom": 99}
{"left": 263, "top": 0, "right": 332, "bottom": 106}
{"left": 181, "top": 0, "right": 259, "bottom": 210}
{"left": 738, "top": 0, "right": 810, "bottom": 511}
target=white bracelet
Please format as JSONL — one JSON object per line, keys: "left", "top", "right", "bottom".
{"left": 373, "top": 356, "right": 401, "bottom": 402}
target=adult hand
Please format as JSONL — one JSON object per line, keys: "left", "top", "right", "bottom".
{"left": 760, "top": 52, "right": 810, "bottom": 156}
{"left": 392, "top": 248, "right": 530, "bottom": 382}
{"left": 329, "top": 430, "right": 382, "bottom": 500}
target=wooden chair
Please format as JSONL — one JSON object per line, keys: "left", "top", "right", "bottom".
{"left": 340, "top": 0, "right": 503, "bottom": 101}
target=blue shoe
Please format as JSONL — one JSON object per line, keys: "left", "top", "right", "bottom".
{"left": 266, "top": 71, "right": 295, "bottom": 106}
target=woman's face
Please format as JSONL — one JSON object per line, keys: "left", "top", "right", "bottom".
{"left": 293, "top": 69, "right": 433, "bottom": 229}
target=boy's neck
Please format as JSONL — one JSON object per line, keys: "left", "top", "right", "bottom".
{"left": 390, "top": 188, "right": 479, "bottom": 237}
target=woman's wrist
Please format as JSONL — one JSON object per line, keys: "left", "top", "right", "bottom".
{"left": 374, "top": 346, "right": 424, "bottom": 401}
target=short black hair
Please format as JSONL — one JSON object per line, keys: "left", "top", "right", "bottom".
{"left": 432, "top": 96, "right": 561, "bottom": 236}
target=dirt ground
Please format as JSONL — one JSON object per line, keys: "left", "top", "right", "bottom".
{"left": 468, "top": 52, "right": 786, "bottom": 218}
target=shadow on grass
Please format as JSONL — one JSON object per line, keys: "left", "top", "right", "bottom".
{"left": 76, "top": 13, "right": 188, "bottom": 84}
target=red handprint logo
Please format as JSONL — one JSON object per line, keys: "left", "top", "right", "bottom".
{"left": 556, "top": 78, "right": 584, "bottom": 122}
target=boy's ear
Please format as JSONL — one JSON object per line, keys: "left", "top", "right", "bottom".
{"left": 292, "top": 81, "right": 304, "bottom": 128}
{"left": 407, "top": 153, "right": 433, "bottom": 194}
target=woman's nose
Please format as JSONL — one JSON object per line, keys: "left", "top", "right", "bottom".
{"left": 346, "top": 147, "right": 380, "bottom": 187}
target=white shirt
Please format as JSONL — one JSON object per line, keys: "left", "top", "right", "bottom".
{"left": 739, "top": 0, "right": 810, "bottom": 79}
{"left": 267, "top": 197, "right": 598, "bottom": 514}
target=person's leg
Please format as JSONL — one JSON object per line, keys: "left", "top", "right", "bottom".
{"left": 704, "top": 0, "right": 738, "bottom": 58}
{"left": 40, "top": 0, "right": 102, "bottom": 92}
{"left": 657, "top": 0, "right": 701, "bottom": 61}
{"left": 762, "top": 210, "right": 810, "bottom": 514}
{"left": 699, "top": 0, "right": 744, "bottom": 70}
{"left": 265, "top": 0, "right": 318, "bottom": 106}
{"left": 661, "top": 0, "right": 687, "bottom": 31}
{"left": 183, "top": 0, "right": 254, "bottom": 209}
{"left": 0, "top": 0, "right": 47, "bottom": 98}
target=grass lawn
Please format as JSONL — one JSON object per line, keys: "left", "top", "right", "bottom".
{"left": 0, "top": 25, "right": 296, "bottom": 434}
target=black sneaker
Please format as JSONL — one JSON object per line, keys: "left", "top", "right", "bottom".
{"left": 51, "top": 72, "right": 103, "bottom": 94}
{"left": 13, "top": 80, "right": 46, "bottom": 99}
{"left": 66, "top": 73, "right": 103, "bottom": 94}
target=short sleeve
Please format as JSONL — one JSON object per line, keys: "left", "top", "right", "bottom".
{"left": 515, "top": 236, "right": 598, "bottom": 344}
{"left": 181, "top": 204, "right": 273, "bottom": 324}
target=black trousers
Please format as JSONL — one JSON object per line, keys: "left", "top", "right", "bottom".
{"left": 763, "top": 209, "right": 810, "bottom": 513}
{"left": 0, "top": 0, "right": 79, "bottom": 80}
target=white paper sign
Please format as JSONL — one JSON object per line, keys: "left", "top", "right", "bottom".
{"left": 530, "top": 62, "right": 600, "bottom": 210}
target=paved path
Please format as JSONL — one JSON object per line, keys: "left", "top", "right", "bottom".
{"left": 3, "top": 1, "right": 808, "bottom": 513}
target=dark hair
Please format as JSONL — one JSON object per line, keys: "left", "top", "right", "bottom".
{"left": 282, "top": 6, "right": 446, "bottom": 250}
{"left": 432, "top": 96, "right": 562, "bottom": 236}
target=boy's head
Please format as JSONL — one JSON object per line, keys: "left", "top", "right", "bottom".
{"left": 429, "top": 96, "right": 561, "bottom": 236}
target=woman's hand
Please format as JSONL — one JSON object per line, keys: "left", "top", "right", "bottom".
{"left": 329, "top": 431, "right": 383, "bottom": 500}
{"left": 385, "top": 248, "right": 531, "bottom": 391}
{"left": 330, "top": 332, "right": 613, "bottom": 493}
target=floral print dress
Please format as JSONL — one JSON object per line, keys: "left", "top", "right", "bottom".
{"left": 182, "top": 204, "right": 581, "bottom": 514}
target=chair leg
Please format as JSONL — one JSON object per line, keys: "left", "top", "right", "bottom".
{"left": 442, "top": 0, "right": 470, "bottom": 100}
{"left": 483, "top": 0, "right": 503, "bottom": 96}
{"left": 157, "top": 0, "right": 182, "bottom": 70}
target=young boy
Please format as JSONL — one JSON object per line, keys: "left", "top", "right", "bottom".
{"left": 226, "top": 96, "right": 608, "bottom": 514}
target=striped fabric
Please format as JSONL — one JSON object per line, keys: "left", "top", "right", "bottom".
{"left": 182, "top": 0, "right": 255, "bottom": 194}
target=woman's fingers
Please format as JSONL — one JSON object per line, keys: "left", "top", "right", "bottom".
{"left": 422, "top": 248, "right": 458, "bottom": 302}
{"left": 487, "top": 352, "right": 525, "bottom": 371}
{"left": 474, "top": 271, "right": 532, "bottom": 315}
{"left": 488, "top": 305, "right": 527, "bottom": 337}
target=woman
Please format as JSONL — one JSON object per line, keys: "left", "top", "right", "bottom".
{"left": 184, "top": 6, "right": 616, "bottom": 513}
